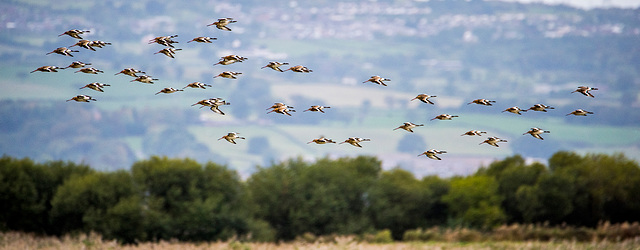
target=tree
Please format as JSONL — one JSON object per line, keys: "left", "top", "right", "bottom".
{"left": 130, "top": 156, "right": 250, "bottom": 241}
{"left": 367, "top": 168, "right": 445, "bottom": 239}
{"left": 0, "top": 156, "right": 93, "bottom": 234}
{"left": 441, "top": 175, "right": 506, "bottom": 228}
{"left": 478, "top": 155, "right": 547, "bottom": 223}
{"left": 50, "top": 171, "right": 137, "bottom": 239}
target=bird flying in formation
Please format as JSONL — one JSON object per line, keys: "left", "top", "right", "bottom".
{"left": 411, "top": 94, "right": 437, "bottom": 104}
{"left": 394, "top": 122, "right": 424, "bottom": 133}
{"left": 363, "top": 76, "right": 390, "bottom": 86}
{"left": 261, "top": 62, "right": 289, "bottom": 72}
{"left": 339, "top": 137, "right": 371, "bottom": 148}
{"left": 418, "top": 149, "right": 447, "bottom": 160}
{"left": 219, "top": 132, "right": 245, "bottom": 144}
{"left": 502, "top": 106, "right": 527, "bottom": 115}
{"left": 572, "top": 86, "right": 598, "bottom": 98}
{"left": 66, "top": 94, "right": 96, "bottom": 102}
{"left": 480, "top": 137, "right": 508, "bottom": 147}
{"left": 208, "top": 18, "right": 237, "bottom": 31}
{"left": 80, "top": 82, "right": 110, "bottom": 92}
{"left": 523, "top": 127, "right": 550, "bottom": 140}
{"left": 307, "top": 137, "right": 337, "bottom": 144}
{"left": 303, "top": 105, "right": 330, "bottom": 113}
{"left": 31, "top": 66, "right": 60, "bottom": 73}
{"left": 468, "top": 99, "right": 496, "bottom": 106}
{"left": 59, "top": 29, "right": 90, "bottom": 39}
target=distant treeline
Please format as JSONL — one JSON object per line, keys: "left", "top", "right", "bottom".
{"left": 1, "top": 151, "right": 639, "bottom": 243}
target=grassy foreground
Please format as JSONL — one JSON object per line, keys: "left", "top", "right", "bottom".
{"left": 1, "top": 232, "right": 639, "bottom": 250}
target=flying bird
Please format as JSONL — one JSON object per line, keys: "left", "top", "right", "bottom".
{"left": 267, "top": 105, "right": 295, "bottom": 116}
{"left": 66, "top": 95, "right": 96, "bottom": 102}
{"left": 214, "top": 55, "right": 247, "bottom": 66}
{"left": 218, "top": 132, "right": 245, "bottom": 144}
{"left": 284, "top": 65, "right": 313, "bottom": 73}
{"left": 571, "top": 86, "right": 598, "bottom": 98}
{"left": 47, "top": 47, "right": 79, "bottom": 57}
{"left": 30, "top": 66, "right": 60, "bottom": 73}
{"left": 566, "top": 109, "right": 594, "bottom": 116}
{"left": 80, "top": 82, "right": 110, "bottom": 92}
{"left": 59, "top": 29, "right": 90, "bottom": 39}
{"left": 131, "top": 75, "right": 158, "bottom": 84}
{"left": 339, "top": 137, "right": 371, "bottom": 148}
{"left": 155, "top": 48, "right": 182, "bottom": 58}
{"left": 261, "top": 62, "right": 289, "bottom": 72}
{"left": 468, "top": 99, "right": 496, "bottom": 106}
{"left": 431, "top": 114, "right": 458, "bottom": 121}
{"left": 480, "top": 137, "right": 508, "bottom": 147}
{"left": 394, "top": 122, "right": 424, "bottom": 133}
{"left": 149, "top": 35, "right": 179, "bottom": 47}
{"left": 461, "top": 130, "right": 487, "bottom": 136}
{"left": 307, "top": 137, "right": 337, "bottom": 144}
{"left": 155, "top": 87, "right": 183, "bottom": 95}
{"left": 183, "top": 82, "right": 212, "bottom": 89}
{"left": 214, "top": 71, "right": 242, "bottom": 79}
{"left": 207, "top": 18, "right": 237, "bottom": 31}
{"left": 363, "top": 76, "right": 390, "bottom": 86}
{"left": 303, "top": 105, "right": 331, "bottom": 113}
{"left": 527, "top": 104, "right": 555, "bottom": 112}
{"left": 523, "top": 127, "right": 550, "bottom": 140}
{"left": 62, "top": 61, "right": 91, "bottom": 69}
{"left": 411, "top": 94, "right": 437, "bottom": 104}
{"left": 115, "top": 68, "right": 146, "bottom": 77}
{"left": 75, "top": 67, "right": 104, "bottom": 74}
{"left": 69, "top": 40, "right": 95, "bottom": 51}
{"left": 187, "top": 36, "right": 217, "bottom": 43}
{"left": 502, "top": 106, "right": 527, "bottom": 115}
{"left": 418, "top": 149, "right": 447, "bottom": 160}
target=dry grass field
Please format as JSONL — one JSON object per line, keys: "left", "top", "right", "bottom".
{"left": 1, "top": 232, "right": 639, "bottom": 250}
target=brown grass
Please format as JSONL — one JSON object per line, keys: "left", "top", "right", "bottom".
{"left": 1, "top": 232, "right": 640, "bottom": 250}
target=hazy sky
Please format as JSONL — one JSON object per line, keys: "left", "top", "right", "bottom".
{"left": 499, "top": 0, "right": 640, "bottom": 9}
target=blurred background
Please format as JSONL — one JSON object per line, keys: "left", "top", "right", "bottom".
{"left": 1, "top": 0, "right": 639, "bottom": 177}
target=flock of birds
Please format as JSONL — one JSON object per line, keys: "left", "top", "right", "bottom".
{"left": 30, "top": 18, "right": 599, "bottom": 161}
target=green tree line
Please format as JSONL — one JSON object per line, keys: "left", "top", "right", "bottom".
{"left": 1, "top": 152, "right": 639, "bottom": 243}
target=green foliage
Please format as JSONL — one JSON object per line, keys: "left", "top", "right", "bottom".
{"left": 442, "top": 175, "right": 506, "bottom": 229}
{"left": 50, "top": 171, "right": 137, "bottom": 238}
{"left": 367, "top": 169, "right": 449, "bottom": 240}
{"left": 0, "top": 156, "right": 93, "bottom": 234}
{"left": 1, "top": 151, "right": 640, "bottom": 243}
{"left": 478, "top": 155, "right": 547, "bottom": 223}
{"left": 248, "top": 156, "right": 381, "bottom": 240}
{"left": 131, "top": 156, "right": 250, "bottom": 242}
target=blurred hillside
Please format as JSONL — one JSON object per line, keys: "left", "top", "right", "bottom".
{"left": 1, "top": 0, "right": 639, "bottom": 175}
